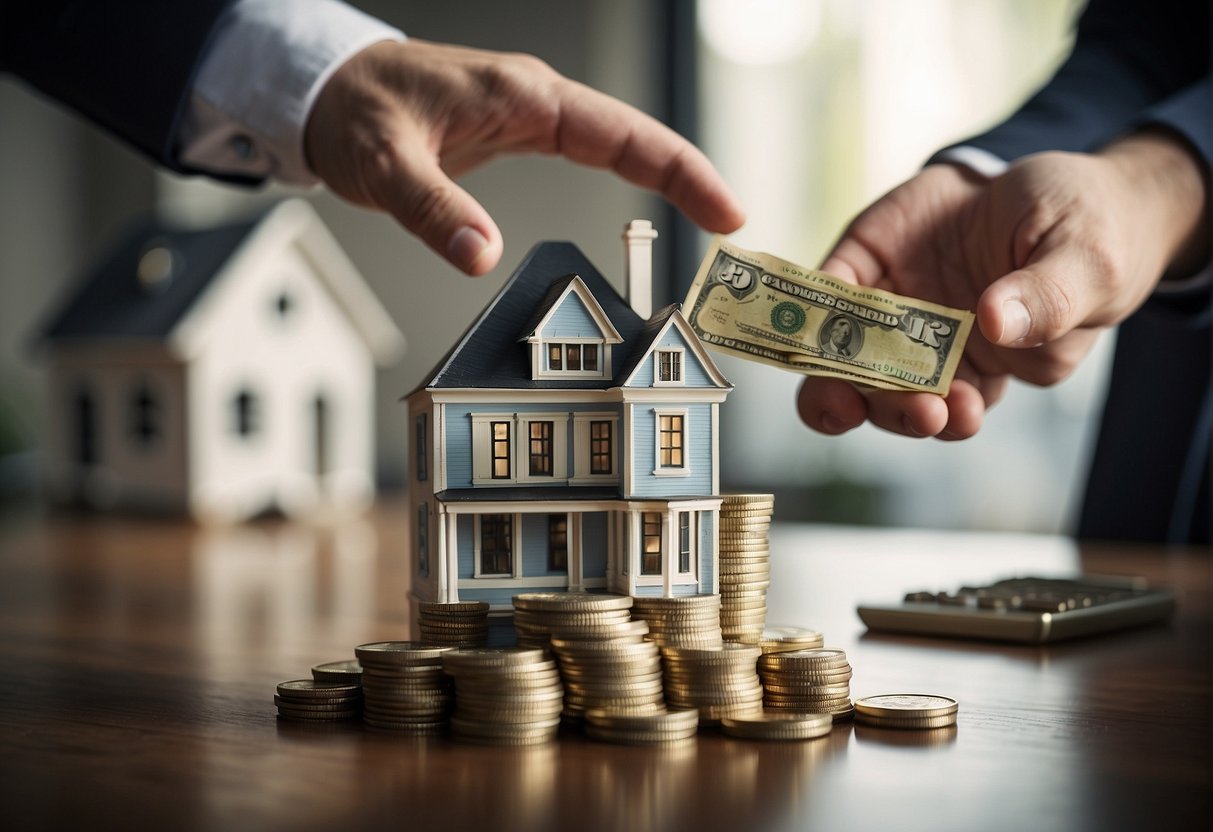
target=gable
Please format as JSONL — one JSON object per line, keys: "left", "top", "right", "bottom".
{"left": 541, "top": 292, "right": 609, "bottom": 340}
{"left": 619, "top": 307, "right": 731, "bottom": 390}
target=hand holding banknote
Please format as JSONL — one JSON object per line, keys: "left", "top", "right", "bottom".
{"left": 795, "top": 135, "right": 1208, "bottom": 441}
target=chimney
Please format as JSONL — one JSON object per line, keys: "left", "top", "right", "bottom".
{"left": 622, "top": 219, "right": 658, "bottom": 319}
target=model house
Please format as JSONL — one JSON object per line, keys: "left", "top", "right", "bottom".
{"left": 407, "top": 221, "right": 732, "bottom": 618}
{"left": 38, "top": 199, "right": 405, "bottom": 522}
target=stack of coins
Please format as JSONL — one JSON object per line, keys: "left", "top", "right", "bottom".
{"left": 585, "top": 707, "right": 699, "bottom": 746}
{"left": 630, "top": 594, "right": 723, "bottom": 649}
{"left": 661, "top": 643, "right": 764, "bottom": 726}
{"left": 853, "top": 694, "right": 958, "bottom": 729}
{"left": 511, "top": 592, "right": 636, "bottom": 649}
{"left": 443, "top": 647, "right": 564, "bottom": 745}
{"left": 718, "top": 494, "right": 775, "bottom": 644}
{"left": 720, "top": 711, "right": 833, "bottom": 741}
{"left": 274, "top": 679, "right": 362, "bottom": 722}
{"left": 550, "top": 634, "right": 665, "bottom": 721}
{"left": 418, "top": 600, "right": 490, "bottom": 647}
{"left": 354, "top": 641, "right": 454, "bottom": 734}
{"left": 758, "top": 647, "right": 854, "bottom": 721}
{"left": 758, "top": 626, "right": 825, "bottom": 655}
{"left": 311, "top": 659, "right": 362, "bottom": 684}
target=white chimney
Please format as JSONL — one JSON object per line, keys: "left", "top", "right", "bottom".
{"left": 622, "top": 219, "right": 658, "bottom": 319}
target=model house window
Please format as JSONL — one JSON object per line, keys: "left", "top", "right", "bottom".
{"left": 529, "top": 421, "right": 554, "bottom": 476}
{"left": 480, "top": 514, "right": 513, "bottom": 575}
{"left": 415, "top": 414, "right": 428, "bottom": 482}
{"left": 678, "top": 513, "right": 692, "bottom": 573}
{"left": 232, "top": 389, "right": 259, "bottom": 437}
{"left": 546, "top": 342, "right": 601, "bottom": 373}
{"left": 129, "top": 385, "right": 160, "bottom": 445}
{"left": 590, "top": 420, "right": 612, "bottom": 475}
{"left": 655, "top": 349, "right": 683, "bottom": 384}
{"left": 417, "top": 504, "right": 429, "bottom": 577}
{"left": 548, "top": 514, "right": 568, "bottom": 572}
{"left": 641, "top": 512, "right": 663, "bottom": 575}
{"left": 491, "top": 421, "right": 511, "bottom": 478}
{"left": 658, "top": 413, "right": 685, "bottom": 468}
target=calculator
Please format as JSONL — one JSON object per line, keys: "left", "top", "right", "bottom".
{"left": 857, "top": 576, "right": 1177, "bottom": 644}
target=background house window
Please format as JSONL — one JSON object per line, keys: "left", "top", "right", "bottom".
{"left": 529, "top": 421, "right": 553, "bottom": 476}
{"left": 590, "top": 420, "right": 613, "bottom": 474}
{"left": 658, "top": 414, "right": 685, "bottom": 468}
{"left": 657, "top": 350, "right": 682, "bottom": 383}
{"left": 491, "top": 421, "right": 511, "bottom": 478}
{"left": 546, "top": 342, "right": 601, "bottom": 373}
{"left": 232, "top": 389, "right": 259, "bottom": 437}
{"left": 417, "top": 504, "right": 429, "bottom": 577}
{"left": 480, "top": 514, "right": 513, "bottom": 575}
{"left": 678, "top": 513, "right": 692, "bottom": 573}
{"left": 415, "top": 414, "right": 428, "bottom": 482}
{"left": 565, "top": 344, "right": 582, "bottom": 371}
{"left": 129, "top": 385, "right": 159, "bottom": 445}
{"left": 548, "top": 514, "right": 568, "bottom": 571}
{"left": 641, "top": 512, "right": 662, "bottom": 575}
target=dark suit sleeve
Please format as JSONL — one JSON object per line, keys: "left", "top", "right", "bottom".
{"left": 0, "top": 0, "right": 236, "bottom": 173}
{"left": 941, "top": 0, "right": 1209, "bottom": 160}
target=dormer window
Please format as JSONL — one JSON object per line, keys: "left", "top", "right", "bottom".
{"left": 547, "top": 341, "right": 601, "bottom": 374}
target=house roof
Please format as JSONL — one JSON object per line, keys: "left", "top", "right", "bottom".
{"left": 40, "top": 216, "right": 259, "bottom": 341}
{"left": 417, "top": 241, "right": 652, "bottom": 391}
{"left": 38, "top": 200, "right": 405, "bottom": 364}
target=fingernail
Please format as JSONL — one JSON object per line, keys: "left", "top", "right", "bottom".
{"left": 821, "top": 413, "right": 847, "bottom": 434}
{"left": 447, "top": 226, "right": 490, "bottom": 273}
{"left": 902, "top": 415, "right": 924, "bottom": 437}
{"left": 1001, "top": 299, "right": 1032, "bottom": 344}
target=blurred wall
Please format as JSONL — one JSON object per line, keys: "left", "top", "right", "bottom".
{"left": 0, "top": 0, "right": 671, "bottom": 495}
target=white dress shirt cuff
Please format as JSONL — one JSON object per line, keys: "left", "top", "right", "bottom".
{"left": 928, "top": 146, "right": 1010, "bottom": 179}
{"left": 177, "top": 0, "right": 405, "bottom": 185}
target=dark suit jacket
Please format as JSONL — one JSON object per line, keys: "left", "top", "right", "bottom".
{"left": 942, "top": 0, "right": 1211, "bottom": 543}
{"left": 0, "top": 0, "right": 237, "bottom": 176}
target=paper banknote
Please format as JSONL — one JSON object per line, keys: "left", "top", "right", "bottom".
{"left": 683, "top": 238, "right": 975, "bottom": 395}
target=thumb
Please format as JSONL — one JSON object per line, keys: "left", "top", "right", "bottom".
{"left": 977, "top": 250, "right": 1094, "bottom": 348}
{"left": 374, "top": 151, "right": 504, "bottom": 276}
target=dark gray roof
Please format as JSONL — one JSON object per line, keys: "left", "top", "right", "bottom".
{"left": 418, "top": 242, "right": 654, "bottom": 391}
{"left": 39, "top": 213, "right": 261, "bottom": 341}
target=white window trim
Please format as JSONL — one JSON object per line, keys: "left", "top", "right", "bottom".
{"left": 473, "top": 412, "right": 570, "bottom": 485}
{"left": 532, "top": 339, "right": 611, "bottom": 380}
{"left": 471, "top": 412, "right": 516, "bottom": 484}
{"left": 652, "top": 347, "right": 686, "bottom": 387}
{"left": 652, "top": 407, "right": 691, "bottom": 477}
{"left": 571, "top": 412, "right": 620, "bottom": 484}
{"left": 677, "top": 510, "right": 697, "bottom": 575}
{"left": 472, "top": 513, "right": 521, "bottom": 578}
{"left": 517, "top": 412, "right": 569, "bottom": 484}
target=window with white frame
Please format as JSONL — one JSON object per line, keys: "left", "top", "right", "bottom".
{"left": 128, "top": 383, "right": 160, "bottom": 446}
{"left": 548, "top": 514, "right": 568, "bottom": 572}
{"left": 478, "top": 514, "right": 513, "bottom": 576}
{"left": 653, "top": 409, "right": 689, "bottom": 475}
{"left": 678, "top": 512, "right": 694, "bottom": 573}
{"left": 641, "top": 512, "right": 663, "bottom": 575}
{"left": 415, "top": 413, "right": 428, "bottom": 482}
{"left": 572, "top": 413, "right": 618, "bottom": 482}
{"left": 545, "top": 341, "right": 602, "bottom": 375}
{"left": 472, "top": 412, "right": 568, "bottom": 484}
{"left": 654, "top": 348, "right": 684, "bottom": 385}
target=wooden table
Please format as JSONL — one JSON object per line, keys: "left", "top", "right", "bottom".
{"left": 1, "top": 505, "right": 1208, "bottom": 831}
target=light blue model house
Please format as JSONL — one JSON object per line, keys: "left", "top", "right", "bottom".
{"left": 406, "top": 222, "right": 732, "bottom": 622}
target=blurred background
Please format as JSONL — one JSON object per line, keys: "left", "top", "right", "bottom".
{"left": 0, "top": 0, "right": 1105, "bottom": 533}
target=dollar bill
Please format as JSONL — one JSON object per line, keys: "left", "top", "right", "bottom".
{"left": 683, "top": 237, "right": 974, "bottom": 395}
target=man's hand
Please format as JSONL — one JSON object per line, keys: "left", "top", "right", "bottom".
{"left": 304, "top": 39, "right": 746, "bottom": 275}
{"left": 796, "top": 130, "right": 1208, "bottom": 440}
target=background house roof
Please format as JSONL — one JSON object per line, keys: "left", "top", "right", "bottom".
{"left": 39, "top": 216, "right": 258, "bottom": 342}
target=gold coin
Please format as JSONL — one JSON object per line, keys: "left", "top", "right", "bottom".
{"left": 853, "top": 694, "right": 959, "bottom": 719}
{"left": 274, "top": 694, "right": 362, "bottom": 710}
{"left": 355, "top": 642, "right": 453, "bottom": 665}
{"left": 310, "top": 660, "right": 363, "bottom": 683}
{"left": 512, "top": 592, "right": 633, "bottom": 612}
{"left": 419, "top": 600, "right": 489, "bottom": 613}
{"left": 442, "top": 647, "right": 549, "bottom": 670}
{"left": 720, "top": 711, "right": 833, "bottom": 740}
{"left": 276, "top": 680, "right": 362, "bottom": 699}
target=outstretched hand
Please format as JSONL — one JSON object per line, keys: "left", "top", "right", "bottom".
{"left": 304, "top": 39, "right": 746, "bottom": 275}
{"left": 797, "top": 131, "right": 1208, "bottom": 440}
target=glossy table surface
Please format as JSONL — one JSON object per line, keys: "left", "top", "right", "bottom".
{"left": 1, "top": 504, "right": 1208, "bottom": 832}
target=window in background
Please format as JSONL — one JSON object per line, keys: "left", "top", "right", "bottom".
{"left": 696, "top": 0, "right": 1112, "bottom": 534}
